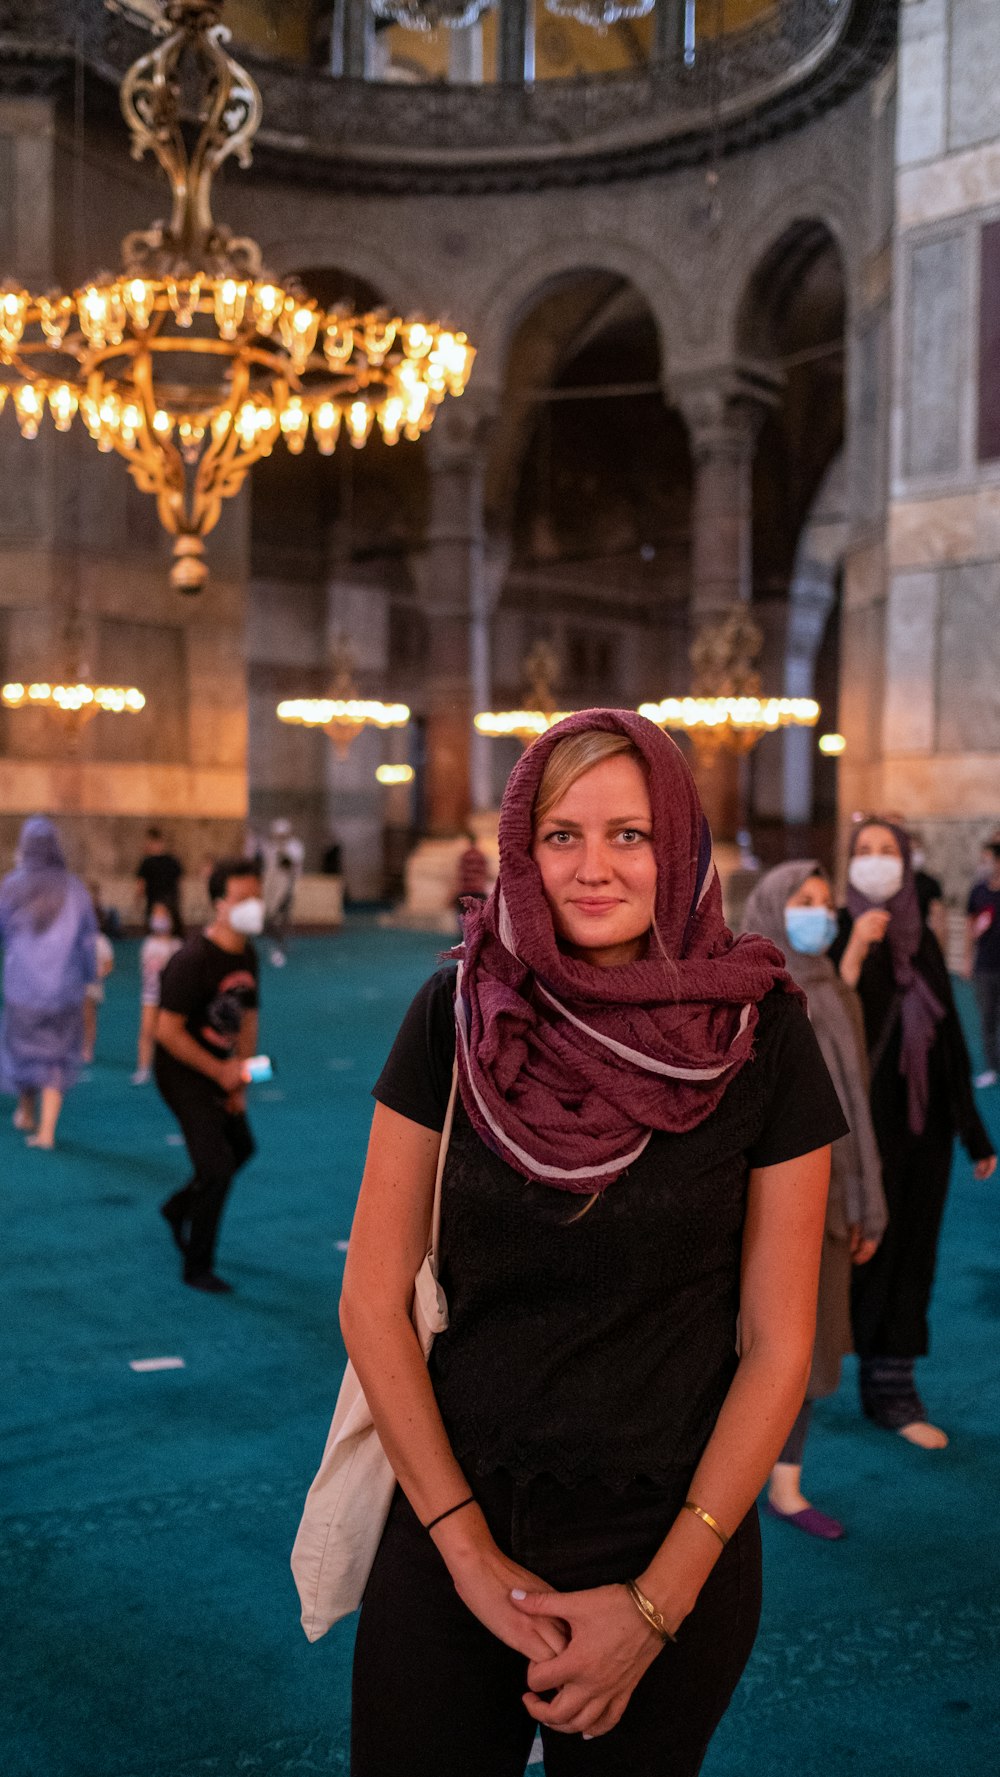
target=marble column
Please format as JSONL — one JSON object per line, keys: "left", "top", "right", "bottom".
{"left": 498, "top": 0, "right": 534, "bottom": 84}
{"left": 410, "top": 400, "right": 495, "bottom": 838}
{"left": 330, "top": 0, "right": 373, "bottom": 78}
{"left": 672, "top": 365, "right": 781, "bottom": 842}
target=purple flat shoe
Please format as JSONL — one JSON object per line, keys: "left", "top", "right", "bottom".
{"left": 766, "top": 1501, "right": 845, "bottom": 1540}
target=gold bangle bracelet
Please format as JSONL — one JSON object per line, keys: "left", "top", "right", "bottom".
{"left": 624, "top": 1579, "right": 677, "bottom": 1644}
{"left": 682, "top": 1500, "right": 729, "bottom": 1547}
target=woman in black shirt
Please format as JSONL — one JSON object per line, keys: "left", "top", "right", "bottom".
{"left": 342, "top": 711, "right": 845, "bottom": 1777}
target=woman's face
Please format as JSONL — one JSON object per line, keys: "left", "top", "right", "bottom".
{"left": 854, "top": 823, "right": 903, "bottom": 861}
{"left": 532, "top": 754, "right": 657, "bottom": 967}
{"left": 785, "top": 873, "right": 834, "bottom": 912}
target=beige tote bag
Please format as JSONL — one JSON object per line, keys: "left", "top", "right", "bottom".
{"left": 291, "top": 1061, "right": 458, "bottom": 1643}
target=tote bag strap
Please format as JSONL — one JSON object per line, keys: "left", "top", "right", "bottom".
{"left": 429, "top": 1057, "right": 459, "bottom": 1270}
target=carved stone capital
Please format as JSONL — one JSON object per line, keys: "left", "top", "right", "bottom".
{"left": 670, "top": 362, "right": 784, "bottom": 462}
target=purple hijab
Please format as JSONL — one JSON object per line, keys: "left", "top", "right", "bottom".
{"left": 846, "top": 819, "right": 943, "bottom": 1135}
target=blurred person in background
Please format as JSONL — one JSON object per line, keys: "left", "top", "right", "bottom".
{"left": 966, "top": 839, "right": 1000, "bottom": 1089}
{"left": 833, "top": 819, "right": 995, "bottom": 1448}
{"left": 743, "top": 862, "right": 887, "bottom": 1540}
{"left": 132, "top": 900, "right": 183, "bottom": 1086}
{"left": 154, "top": 859, "right": 263, "bottom": 1294}
{"left": 135, "top": 826, "right": 183, "bottom": 927}
{"left": 262, "top": 817, "right": 304, "bottom": 967}
{"left": 453, "top": 830, "right": 489, "bottom": 911}
{"left": 0, "top": 817, "right": 97, "bottom": 1150}
{"left": 82, "top": 886, "right": 115, "bottom": 1065}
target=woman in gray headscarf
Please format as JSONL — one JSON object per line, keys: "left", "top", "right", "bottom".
{"left": 742, "top": 860, "right": 887, "bottom": 1539}
{"left": 0, "top": 816, "right": 97, "bottom": 1148}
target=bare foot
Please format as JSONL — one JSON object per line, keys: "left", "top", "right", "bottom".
{"left": 25, "top": 1132, "right": 55, "bottom": 1150}
{"left": 898, "top": 1420, "right": 949, "bottom": 1449}
{"left": 13, "top": 1108, "right": 36, "bottom": 1132}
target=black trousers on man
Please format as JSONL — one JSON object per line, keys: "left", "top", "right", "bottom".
{"left": 154, "top": 1060, "right": 254, "bottom": 1278}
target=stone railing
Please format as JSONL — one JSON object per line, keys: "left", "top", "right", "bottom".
{"left": 0, "top": 0, "right": 897, "bottom": 190}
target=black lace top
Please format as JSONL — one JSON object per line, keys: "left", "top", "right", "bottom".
{"left": 373, "top": 968, "right": 847, "bottom": 1491}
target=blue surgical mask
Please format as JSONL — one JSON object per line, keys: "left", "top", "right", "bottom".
{"left": 784, "top": 905, "right": 837, "bottom": 957}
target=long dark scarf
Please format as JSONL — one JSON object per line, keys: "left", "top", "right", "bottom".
{"left": 846, "top": 820, "right": 943, "bottom": 1136}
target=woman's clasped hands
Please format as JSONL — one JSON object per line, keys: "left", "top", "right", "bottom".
{"left": 510, "top": 1581, "right": 670, "bottom": 1740}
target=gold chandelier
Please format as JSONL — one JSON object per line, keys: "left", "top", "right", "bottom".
{"left": 475, "top": 641, "right": 574, "bottom": 748}
{"left": 276, "top": 636, "right": 409, "bottom": 759}
{"left": 0, "top": 0, "right": 474, "bottom": 595}
{"left": 638, "top": 696, "right": 820, "bottom": 756}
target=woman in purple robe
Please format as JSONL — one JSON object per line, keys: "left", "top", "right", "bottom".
{"left": 0, "top": 816, "right": 97, "bottom": 1148}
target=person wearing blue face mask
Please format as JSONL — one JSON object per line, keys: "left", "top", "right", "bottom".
{"left": 833, "top": 819, "right": 996, "bottom": 1448}
{"left": 154, "top": 858, "right": 264, "bottom": 1294}
{"left": 742, "top": 862, "right": 887, "bottom": 1538}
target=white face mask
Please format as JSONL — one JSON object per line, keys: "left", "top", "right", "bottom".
{"left": 227, "top": 895, "right": 265, "bottom": 936}
{"left": 150, "top": 912, "right": 173, "bottom": 934}
{"left": 848, "top": 854, "right": 904, "bottom": 905}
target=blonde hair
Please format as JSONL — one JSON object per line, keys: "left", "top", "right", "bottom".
{"left": 533, "top": 731, "right": 644, "bottom": 828}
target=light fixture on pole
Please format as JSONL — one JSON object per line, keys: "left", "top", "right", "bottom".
{"left": 641, "top": 608, "right": 819, "bottom": 759}
{"left": 277, "top": 637, "right": 409, "bottom": 760}
{"left": 0, "top": 0, "right": 475, "bottom": 594}
{"left": 475, "top": 640, "right": 574, "bottom": 748}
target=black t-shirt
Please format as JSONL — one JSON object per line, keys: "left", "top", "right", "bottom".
{"left": 373, "top": 967, "right": 847, "bottom": 1489}
{"left": 137, "top": 852, "right": 183, "bottom": 907}
{"left": 155, "top": 934, "right": 259, "bottom": 1081}
{"left": 967, "top": 883, "right": 1000, "bottom": 972}
{"left": 915, "top": 869, "right": 943, "bottom": 923}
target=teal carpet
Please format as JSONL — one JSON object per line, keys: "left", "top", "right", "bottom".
{"left": 2, "top": 927, "right": 999, "bottom": 1776}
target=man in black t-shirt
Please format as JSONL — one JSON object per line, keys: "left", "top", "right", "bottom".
{"left": 154, "top": 857, "right": 264, "bottom": 1293}
{"left": 967, "top": 841, "right": 1000, "bottom": 1087}
{"left": 136, "top": 827, "right": 184, "bottom": 925}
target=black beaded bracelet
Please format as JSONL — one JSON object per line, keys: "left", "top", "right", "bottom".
{"left": 425, "top": 1495, "right": 475, "bottom": 1533}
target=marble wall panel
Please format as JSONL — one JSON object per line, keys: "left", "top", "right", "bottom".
{"left": 849, "top": 314, "right": 888, "bottom": 530}
{"left": 948, "top": 0, "right": 1000, "bottom": 155}
{"left": 896, "top": 0, "right": 947, "bottom": 168}
{"left": 882, "top": 570, "right": 938, "bottom": 754}
{"left": 904, "top": 232, "right": 967, "bottom": 479}
{"left": 937, "top": 561, "right": 1000, "bottom": 751}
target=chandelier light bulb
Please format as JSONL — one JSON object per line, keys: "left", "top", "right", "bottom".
{"left": 253, "top": 284, "right": 285, "bottom": 335}
{"left": 39, "top": 293, "right": 73, "bottom": 348}
{"left": 0, "top": 287, "right": 28, "bottom": 351}
{"left": 213, "top": 277, "right": 248, "bottom": 340}
{"left": 48, "top": 384, "right": 79, "bottom": 431}
{"left": 346, "top": 399, "right": 374, "bottom": 450}
{"left": 123, "top": 278, "right": 155, "bottom": 331}
{"left": 12, "top": 383, "right": 44, "bottom": 439}
{"left": 312, "top": 400, "right": 341, "bottom": 455}
{"left": 279, "top": 394, "right": 309, "bottom": 453}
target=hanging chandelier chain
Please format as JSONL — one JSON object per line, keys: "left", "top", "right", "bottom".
{"left": 119, "top": 0, "right": 264, "bottom": 278}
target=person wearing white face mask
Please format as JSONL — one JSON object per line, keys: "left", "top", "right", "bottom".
{"left": 153, "top": 858, "right": 264, "bottom": 1293}
{"left": 742, "top": 863, "right": 887, "bottom": 1539}
{"left": 832, "top": 820, "right": 996, "bottom": 1448}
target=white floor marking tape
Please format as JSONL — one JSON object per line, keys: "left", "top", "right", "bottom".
{"left": 129, "top": 1357, "right": 186, "bottom": 1373}
{"left": 334, "top": 1239, "right": 350, "bottom": 1252}
{"left": 528, "top": 1734, "right": 544, "bottom": 1765}
{"left": 165, "top": 1133, "right": 185, "bottom": 1146}
{"left": 328, "top": 1058, "right": 354, "bottom": 1071}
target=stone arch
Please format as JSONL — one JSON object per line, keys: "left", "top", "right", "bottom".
{"left": 471, "top": 234, "right": 686, "bottom": 393}
{"left": 255, "top": 232, "right": 428, "bottom": 312}
{"left": 713, "top": 182, "right": 860, "bottom": 361}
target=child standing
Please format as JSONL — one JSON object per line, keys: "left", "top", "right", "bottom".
{"left": 133, "top": 902, "right": 182, "bottom": 1085}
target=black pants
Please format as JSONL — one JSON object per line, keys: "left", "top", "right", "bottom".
{"left": 352, "top": 1472, "right": 761, "bottom": 1777}
{"left": 154, "top": 1062, "right": 255, "bottom": 1277}
{"left": 851, "top": 1123, "right": 953, "bottom": 1360}
{"left": 974, "top": 970, "right": 1000, "bottom": 1074}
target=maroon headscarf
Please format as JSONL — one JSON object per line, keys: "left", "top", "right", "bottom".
{"left": 453, "top": 709, "right": 799, "bottom": 1191}
{"left": 846, "top": 817, "right": 943, "bottom": 1135}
